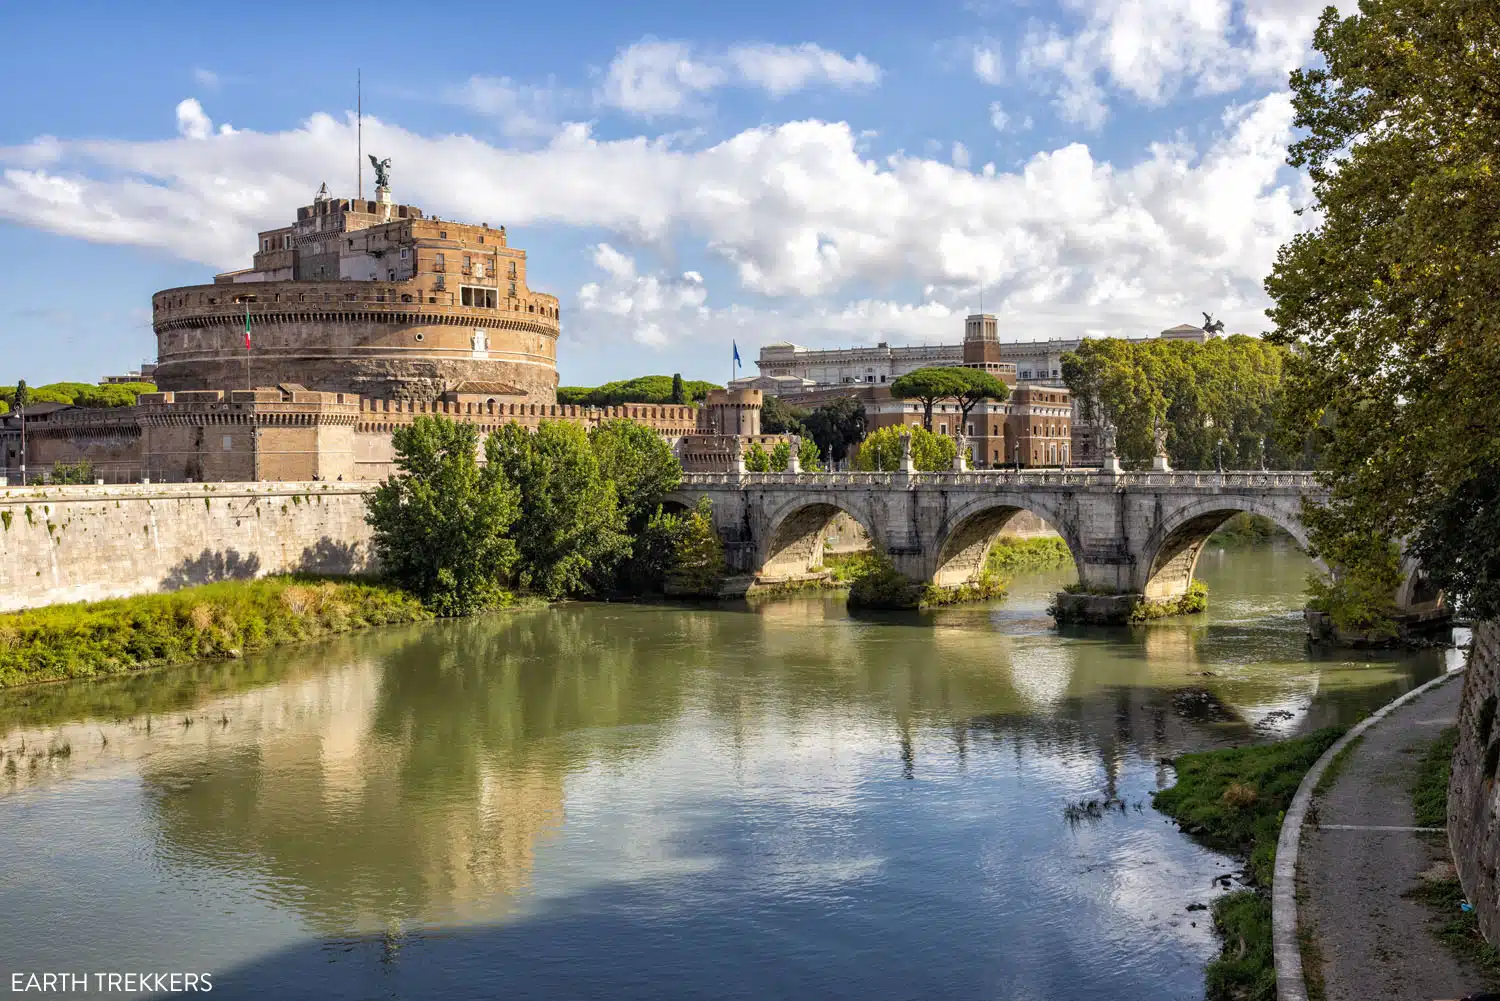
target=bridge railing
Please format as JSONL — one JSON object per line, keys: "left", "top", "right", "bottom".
{"left": 678, "top": 469, "right": 1323, "bottom": 490}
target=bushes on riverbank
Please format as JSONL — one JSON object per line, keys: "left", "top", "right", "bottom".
{"left": 984, "top": 536, "right": 1074, "bottom": 573}
{"left": 367, "top": 415, "right": 699, "bottom": 610}
{"left": 0, "top": 577, "right": 430, "bottom": 688}
{"left": 1151, "top": 727, "right": 1344, "bottom": 1001}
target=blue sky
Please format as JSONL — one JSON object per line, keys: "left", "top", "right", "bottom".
{"left": 0, "top": 0, "right": 1344, "bottom": 387}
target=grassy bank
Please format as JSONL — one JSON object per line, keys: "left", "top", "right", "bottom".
{"left": 1208, "top": 513, "right": 1290, "bottom": 547}
{"left": 983, "top": 536, "right": 1074, "bottom": 573}
{"left": 0, "top": 577, "right": 432, "bottom": 688}
{"left": 1151, "top": 727, "right": 1345, "bottom": 1001}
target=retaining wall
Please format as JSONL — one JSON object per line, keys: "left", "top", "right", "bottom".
{"left": 0, "top": 482, "right": 378, "bottom": 612}
{"left": 1450, "top": 620, "right": 1500, "bottom": 944}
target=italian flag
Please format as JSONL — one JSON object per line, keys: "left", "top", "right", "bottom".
{"left": 244, "top": 303, "right": 252, "bottom": 350}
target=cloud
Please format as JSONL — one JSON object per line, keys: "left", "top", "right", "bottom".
{"left": 988, "top": 101, "right": 1011, "bottom": 132}
{"left": 175, "top": 98, "right": 235, "bottom": 140}
{"left": 599, "top": 39, "right": 881, "bottom": 116}
{"left": 577, "top": 243, "right": 709, "bottom": 347}
{"left": 193, "top": 68, "right": 219, "bottom": 90}
{"left": 971, "top": 44, "right": 1004, "bottom": 85}
{"left": 0, "top": 90, "right": 1306, "bottom": 345}
{"left": 1020, "top": 0, "right": 1356, "bottom": 127}
{"left": 951, "top": 142, "right": 971, "bottom": 169}
{"left": 450, "top": 75, "right": 567, "bottom": 137}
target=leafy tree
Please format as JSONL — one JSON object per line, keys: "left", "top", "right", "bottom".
{"left": 796, "top": 437, "right": 822, "bottom": 471}
{"left": 589, "top": 418, "right": 681, "bottom": 530}
{"left": 556, "top": 375, "right": 721, "bottom": 407}
{"left": 488, "top": 421, "right": 632, "bottom": 598}
{"left": 670, "top": 373, "right": 687, "bottom": 405}
{"left": 761, "top": 394, "right": 810, "bottom": 436}
{"left": 665, "top": 498, "right": 726, "bottom": 596}
{"left": 951, "top": 368, "right": 1011, "bottom": 430}
{"left": 1061, "top": 337, "right": 1289, "bottom": 468}
{"left": 801, "top": 396, "right": 866, "bottom": 465}
{"left": 1410, "top": 462, "right": 1500, "bottom": 621}
{"left": 890, "top": 367, "right": 969, "bottom": 431}
{"left": 365, "top": 416, "right": 519, "bottom": 616}
{"left": 73, "top": 383, "right": 156, "bottom": 408}
{"left": 744, "top": 442, "right": 772, "bottom": 472}
{"left": 50, "top": 461, "right": 95, "bottom": 484}
{"left": 853, "top": 425, "right": 956, "bottom": 472}
{"left": 1264, "top": 1, "right": 1500, "bottom": 620}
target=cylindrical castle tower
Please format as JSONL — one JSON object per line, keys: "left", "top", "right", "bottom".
{"left": 151, "top": 187, "right": 562, "bottom": 403}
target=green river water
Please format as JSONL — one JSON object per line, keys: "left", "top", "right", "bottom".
{"left": 0, "top": 543, "right": 1461, "bottom": 999}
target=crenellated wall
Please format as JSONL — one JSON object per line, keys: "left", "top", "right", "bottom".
{"left": 0, "top": 482, "right": 378, "bottom": 612}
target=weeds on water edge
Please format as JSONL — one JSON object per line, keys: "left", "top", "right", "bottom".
{"left": 1412, "top": 726, "right": 1457, "bottom": 828}
{"left": 0, "top": 576, "right": 430, "bottom": 688}
{"left": 1152, "top": 727, "right": 1345, "bottom": 1001}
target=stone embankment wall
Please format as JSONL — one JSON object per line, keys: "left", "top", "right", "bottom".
{"left": 0, "top": 482, "right": 378, "bottom": 612}
{"left": 1451, "top": 620, "right": 1500, "bottom": 944}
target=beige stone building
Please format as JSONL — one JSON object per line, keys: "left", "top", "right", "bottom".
{"left": 153, "top": 183, "right": 561, "bottom": 403}
{"left": 0, "top": 182, "right": 787, "bottom": 484}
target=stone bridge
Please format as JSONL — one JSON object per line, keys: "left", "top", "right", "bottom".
{"left": 667, "top": 468, "right": 1349, "bottom": 611}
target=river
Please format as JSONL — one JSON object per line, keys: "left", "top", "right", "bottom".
{"left": 0, "top": 544, "right": 1460, "bottom": 999}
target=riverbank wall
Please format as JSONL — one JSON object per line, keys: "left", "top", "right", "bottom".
{"left": 0, "top": 482, "right": 378, "bottom": 612}
{"left": 1449, "top": 619, "right": 1500, "bottom": 945}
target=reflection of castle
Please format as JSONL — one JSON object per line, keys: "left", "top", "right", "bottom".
{"left": 0, "top": 182, "right": 788, "bottom": 482}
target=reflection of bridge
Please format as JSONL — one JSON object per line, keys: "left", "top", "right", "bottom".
{"left": 669, "top": 469, "right": 1334, "bottom": 609}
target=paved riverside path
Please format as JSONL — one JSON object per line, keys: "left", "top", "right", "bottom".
{"left": 1299, "top": 674, "right": 1483, "bottom": 1001}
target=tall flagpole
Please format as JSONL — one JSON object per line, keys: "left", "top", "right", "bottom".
{"left": 357, "top": 70, "right": 363, "bottom": 200}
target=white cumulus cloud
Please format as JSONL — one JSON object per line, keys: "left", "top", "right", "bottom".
{"left": 1020, "top": 0, "right": 1357, "bottom": 127}
{"left": 599, "top": 39, "right": 881, "bottom": 116}
{"left": 0, "top": 90, "right": 1307, "bottom": 347}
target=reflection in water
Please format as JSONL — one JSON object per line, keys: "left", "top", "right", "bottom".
{"left": 0, "top": 543, "right": 1457, "bottom": 1000}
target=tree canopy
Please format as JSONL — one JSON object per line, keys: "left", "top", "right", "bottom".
{"left": 557, "top": 375, "right": 721, "bottom": 407}
{"left": 1265, "top": 0, "right": 1500, "bottom": 617}
{"left": 488, "top": 421, "right": 633, "bottom": 599}
{"left": 1061, "top": 336, "right": 1290, "bottom": 468}
{"left": 951, "top": 369, "right": 1010, "bottom": 428}
{"left": 802, "top": 397, "right": 867, "bottom": 465}
{"left": 588, "top": 418, "right": 681, "bottom": 530}
{"left": 889, "top": 368, "right": 970, "bottom": 431}
{"left": 853, "top": 424, "right": 956, "bottom": 472}
{"left": 0, "top": 381, "right": 156, "bottom": 409}
{"left": 365, "top": 417, "right": 520, "bottom": 616}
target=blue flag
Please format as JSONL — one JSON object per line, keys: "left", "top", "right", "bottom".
{"left": 732, "top": 341, "right": 742, "bottom": 369}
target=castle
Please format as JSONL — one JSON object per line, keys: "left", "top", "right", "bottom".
{"left": 0, "top": 179, "right": 785, "bottom": 483}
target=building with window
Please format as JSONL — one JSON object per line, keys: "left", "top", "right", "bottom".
{"left": 754, "top": 319, "right": 1215, "bottom": 389}
{"left": 152, "top": 182, "right": 561, "bottom": 403}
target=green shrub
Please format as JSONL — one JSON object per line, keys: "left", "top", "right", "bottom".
{"left": 846, "top": 553, "right": 926, "bottom": 609}
{"left": 0, "top": 577, "right": 430, "bottom": 688}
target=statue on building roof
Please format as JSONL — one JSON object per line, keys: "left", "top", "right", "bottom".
{"left": 1201, "top": 312, "right": 1226, "bottom": 335}
{"left": 368, "top": 155, "right": 392, "bottom": 190}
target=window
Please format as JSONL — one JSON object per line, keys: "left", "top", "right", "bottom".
{"left": 509, "top": 282, "right": 517, "bottom": 296}
{"left": 461, "top": 286, "right": 497, "bottom": 308}
{"left": 508, "top": 262, "right": 517, "bottom": 279}
{"left": 939, "top": 423, "right": 948, "bottom": 435}
{"left": 434, "top": 252, "right": 445, "bottom": 271}
{"left": 462, "top": 254, "right": 472, "bottom": 274}
{"left": 966, "top": 423, "right": 974, "bottom": 436}
{"left": 400, "top": 248, "right": 409, "bottom": 259}
{"left": 222, "top": 435, "right": 233, "bottom": 451}
{"left": 440, "top": 230, "right": 447, "bottom": 240}
{"left": 262, "top": 240, "right": 269, "bottom": 251}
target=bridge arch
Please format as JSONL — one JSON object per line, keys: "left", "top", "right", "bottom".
{"left": 759, "top": 494, "right": 884, "bottom": 581}
{"left": 1140, "top": 496, "right": 1313, "bottom": 600}
{"left": 929, "top": 493, "right": 1083, "bottom": 589}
